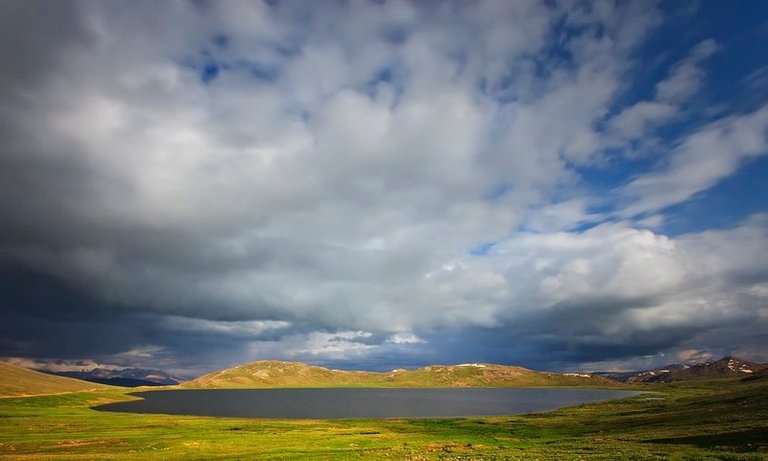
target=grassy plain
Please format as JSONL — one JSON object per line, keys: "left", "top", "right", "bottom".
{"left": 0, "top": 375, "right": 766, "bottom": 460}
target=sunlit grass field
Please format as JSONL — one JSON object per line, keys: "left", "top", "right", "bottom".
{"left": 0, "top": 376, "right": 766, "bottom": 460}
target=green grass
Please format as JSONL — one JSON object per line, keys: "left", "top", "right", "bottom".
{"left": 0, "top": 376, "right": 766, "bottom": 460}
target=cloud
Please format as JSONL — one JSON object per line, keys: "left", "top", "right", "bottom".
{"left": 0, "top": 0, "right": 766, "bottom": 374}
{"left": 608, "top": 101, "right": 679, "bottom": 141}
{"left": 492, "top": 224, "right": 686, "bottom": 310}
{"left": 160, "top": 317, "right": 291, "bottom": 337}
{"left": 1, "top": 357, "right": 120, "bottom": 373}
{"left": 655, "top": 39, "right": 718, "bottom": 103}
{"left": 386, "top": 333, "right": 426, "bottom": 345}
{"left": 621, "top": 106, "right": 768, "bottom": 216}
{"left": 485, "top": 217, "right": 768, "bottom": 365}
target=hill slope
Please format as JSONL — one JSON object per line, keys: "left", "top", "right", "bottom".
{"left": 185, "top": 361, "right": 382, "bottom": 388}
{"left": 0, "top": 362, "right": 110, "bottom": 397}
{"left": 184, "top": 360, "right": 619, "bottom": 389}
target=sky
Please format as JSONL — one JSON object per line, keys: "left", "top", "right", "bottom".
{"left": 1, "top": 0, "right": 767, "bottom": 378}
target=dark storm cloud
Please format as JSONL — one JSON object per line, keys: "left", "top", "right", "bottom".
{"left": 0, "top": 267, "right": 302, "bottom": 375}
{"left": 0, "top": 267, "right": 154, "bottom": 357}
{"left": 0, "top": 1, "right": 90, "bottom": 89}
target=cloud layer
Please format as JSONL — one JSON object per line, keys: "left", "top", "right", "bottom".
{"left": 1, "top": 0, "right": 767, "bottom": 375}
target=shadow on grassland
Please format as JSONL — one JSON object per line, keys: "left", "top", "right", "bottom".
{"left": 645, "top": 427, "right": 768, "bottom": 452}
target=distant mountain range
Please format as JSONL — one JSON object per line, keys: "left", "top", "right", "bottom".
{"left": 183, "top": 360, "right": 620, "bottom": 389}
{"left": 49, "top": 368, "right": 182, "bottom": 387}
{"left": 597, "top": 357, "right": 767, "bottom": 383}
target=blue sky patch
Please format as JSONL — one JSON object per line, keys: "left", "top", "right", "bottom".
{"left": 200, "top": 62, "right": 220, "bottom": 84}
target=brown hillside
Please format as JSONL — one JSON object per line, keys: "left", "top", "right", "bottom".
{"left": 0, "top": 362, "right": 110, "bottom": 397}
{"left": 184, "top": 360, "right": 620, "bottom": 389}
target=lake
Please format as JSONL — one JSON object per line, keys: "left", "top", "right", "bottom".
{"left": 95, "top": 388, "right": 641, "bottom": 419}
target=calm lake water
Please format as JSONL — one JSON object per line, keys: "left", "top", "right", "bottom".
{"left": 95, "top": 388, "right": 640, "bottom": 419}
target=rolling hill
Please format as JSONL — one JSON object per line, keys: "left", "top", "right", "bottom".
{"left": 0, "top": 362, "right": 110, "bottom": 397}
{"left": 184, "top": 360, "right": 620, "bottom": 388}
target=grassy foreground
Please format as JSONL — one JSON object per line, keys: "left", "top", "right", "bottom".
{"left": 0, "top": 377, "right": 766, "bottom": 460}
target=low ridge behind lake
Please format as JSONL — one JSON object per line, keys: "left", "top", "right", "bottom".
{"left": 183, "top": 360, "right": 620, "bottom": 388}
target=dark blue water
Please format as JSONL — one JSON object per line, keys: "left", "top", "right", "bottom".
{"left": 95, "top": 388, "right": 640, "bottom": 419}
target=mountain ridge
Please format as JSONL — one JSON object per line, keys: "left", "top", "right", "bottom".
{"left": 598, "top": 356, "right": 767, "bottom": 383}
